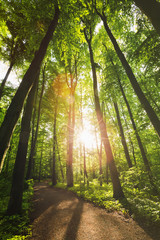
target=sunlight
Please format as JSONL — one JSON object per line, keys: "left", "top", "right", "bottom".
{"left": 77, "top": 119, "right": 99, "bottom": 150}
{"left": 0, "top": 61, "right": 19, "bottom": 87}
{"left": 79, "top": 129, "right": 95, "bottom": 149}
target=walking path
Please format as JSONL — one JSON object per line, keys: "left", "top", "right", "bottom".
{"left": 29, "top": 182, "right": 158, "bottom": 240}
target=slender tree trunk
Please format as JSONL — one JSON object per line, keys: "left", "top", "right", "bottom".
{"left": 134, "top": 0, "right": 160, "bottom": 35}
{"left": 120, "top": 102, "right": 137, "bottom": 165}
{"left": 83, "top": 144, "right": 89, "bottom": 186}
{"left": 26, "top": 65, "right": 46, "bottom": 179}
{"left": 6, "top": 71, "right": 39, "bottom": 215}
{"left": 114, "top": 66, "right": 153, "bottom": 176}
{"left": 106, "top": 52, "right": 153, "bottom": 172}
{"left": 55, "top": 137, "right": 64, "bottom": 183}
{"left": 114, "top": 102, "right": 133, "bottom": 168}
{"left": 84, "top": 29, "right": 124, "bottom": 199}
{"left": 66, "top": 65, "right": 77, "bottom": 187}
{"left": 102, "top": 103, "right": 109, "bottom": 184}
{"left": 0, "top": 5, "right": 60, "bottom": 172}
{"left": 3, "top": 139, "right": 13, "bottom": 175}
{"left": 38, "top": 138, "right": 43, "bottom": 182}
{"left": 99, "top": 140, "right": 103, "bottom": 186}
{"left": 25, "top": 81, "right": 38, "bottom": 178}
{"left": 99, "top": 13, "right": 160, "bottom": 137}
{"left": 95, "top": 127, "right": 103, "bottom": 186}
{"left": 52, "top": 103, "right": 57, "bottom": 186}
{"left": 66, "top": 100, "right": 74, "bottom": 187}
{"left": 0, "top": 62, "right": 14, "bottom": 100}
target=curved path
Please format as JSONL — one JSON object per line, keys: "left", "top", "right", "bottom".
{"left": 30, "top": 182, "right": 158, "bottom": 240}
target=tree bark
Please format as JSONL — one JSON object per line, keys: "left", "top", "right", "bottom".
{"left": 134, "top": 0, "right": 160, "bottom": 35}
{"left": 6, "top": 71, "right": 39, "bottom": 215}
{"left": 66, "top": 62, "right": 77, "bottom": 187}
{"left": 55, "top": 136, "right": 64, "bottom": 183}
{"left": 114, "top": 64, "right": 153, "bottom": 176}
{"left": 0, "top": 5, "right": 60, "bottom": 172}
{"left": 114, "top": 102, "right": 133, "bottom": 168}
{"left": 38, "top": 138, "right": 44, "bottom": 182}
{"left": 84, "top": 29, "right": 124, "bottom": 199}
{"left": 26, "top": 65, "right": 46, "bottom": 179}
{"left": 52, "top": 103, "right": 57, "bottom": 186}
{"left": 0, "top": 62, "right": 14, "bottom": 101}
{"left": 98, "top": 13, "right": 160, "bottom": 138}
{"left": 66, "top": 99, "right": 74, "bottom": 187}
{"left": 83, "top": 144, "right": 89, "bottom": 186}
{"left": 120, "top": 103, "right": 137, "bottom": 166}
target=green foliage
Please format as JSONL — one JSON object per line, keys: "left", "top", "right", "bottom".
{"left": 0, "top": 178, "right": 34, "bottom": 240}
{"left": 120, "top": 167, "right": 160, "bottom": 224}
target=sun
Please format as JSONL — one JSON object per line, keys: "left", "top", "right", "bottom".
{"left": 79, "top": 129, "right": 95, "bottom": 149}
{"left": 77, "top": 119, "right": 100, "bottom": 150}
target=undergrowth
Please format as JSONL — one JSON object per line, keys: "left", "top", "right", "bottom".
{"left": 0, "top": 176, "right": 34, "bottom": 240}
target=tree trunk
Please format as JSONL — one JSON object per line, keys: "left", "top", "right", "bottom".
{"left": 26, "top": 65, "right": 46, "bottom": 179}
{"left": 83, "top": 144, "right": 89, "bottom": 186}
{"left": 106, "top": 52, "right": 153, "bottom": 173}
{"left": 6, "top": 71, "right": 39, "bottom": 215}
{"left": 38, "top": 138, "right": 43, "bottom": 182}
{"left": 99, "top": 14, "right": 160, "bottom": 138}
{"left": 99, "top": 140, "right": 103, "bottom": 186}
{"left": 55, "top": 136, "right": 64, "bottom": 183}
{"left": 84, "top": 29, "right": 124, "bottom": 199}
{"left": 66, "top": 64, "right": 77, "bottom": 187}
{"left": 114, "top": 102, "right": 133, "bottom": 168}
{"left": 0, "top": 62, "right": 14, "bottom": 100}
{"left": 0, "top": 5, "right": 60, "bottom": 172}
{"left": 120, "top": 102, "right": 137, "bottom": 165}
{"left": 95, "top": 128, "right": 103, "bottom": 186}
{"left": 66, "top": 100, "right": 74, "bottom": 187}
{"left": 52, "top": 103, "right": 57, "bottom": 186}
{"left": 134, "top": 0, "right": 160, "bottom": 35}
{"left": 115, "top": 68, "right": 153, "bottom": 176}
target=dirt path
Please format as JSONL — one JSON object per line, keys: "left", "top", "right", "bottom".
{"left": 30, "top": 182, "right": 158, "bottom": 240}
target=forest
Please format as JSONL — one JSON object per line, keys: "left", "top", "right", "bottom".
{"left": 0, "top": 0, "right": 160, "bottom": 239}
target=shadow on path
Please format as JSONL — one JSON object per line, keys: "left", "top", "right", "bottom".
{"left": 64, "top": 200, "right": 83, "bottom": 240}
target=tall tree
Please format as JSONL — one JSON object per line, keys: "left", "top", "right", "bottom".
{"left": 66, "top": 58, "right": 78, "bottom": 187}
{"left": 94, "top": 4, "right": 160, "bottom": 138}
{"left": 7, "top": 70, "right": 39, "bottom": 215}
{"left": 83, "top": 21, "right": 124, "bottom": 198}
{"left": 52, "top": 100, "right": 57, "bottom": 186}
{"left": 114, "top": 102, "right": 133, "bottom": 168}
{"left": 26, "top": 64, "right": 46, "bottom": 179}
{"left": 0, "top": 4, "right": 60, "bottom": 172}
{"left": 108, "top": 55, "right": 153, "bottom": 178}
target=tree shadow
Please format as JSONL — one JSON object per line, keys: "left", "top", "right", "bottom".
{"left": 30, "top": 182, "right": 77, "bottom": 221}
{"left": 64, "top": 200, "right": 83, "bottom": 240}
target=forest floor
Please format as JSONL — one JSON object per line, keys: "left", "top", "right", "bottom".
{"left": 29, "top": 182, "right": 159, "bottom": 240}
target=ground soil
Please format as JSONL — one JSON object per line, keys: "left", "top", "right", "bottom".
{"left": 29, "top": 182, "right": 160, "bottom": 240}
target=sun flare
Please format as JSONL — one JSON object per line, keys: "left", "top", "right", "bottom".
{"left": 76, "top": 117, "right": 101, "bottom": 150}
{"left": 79, "top": 129, "right": 95, "bottom": 149}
